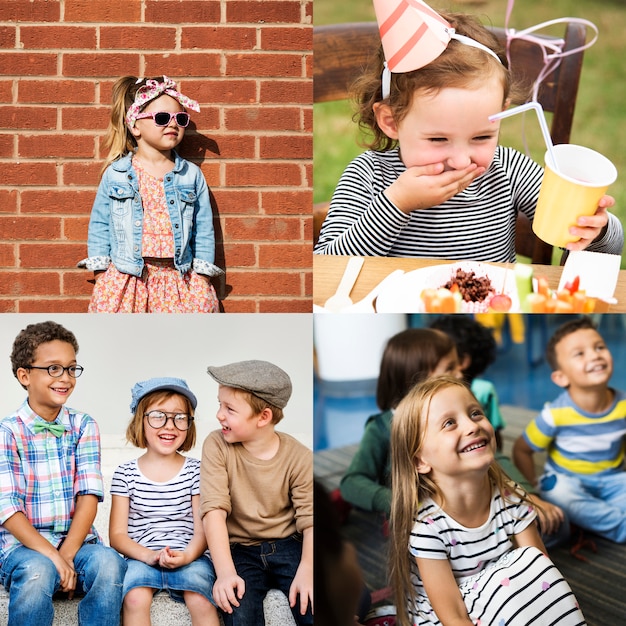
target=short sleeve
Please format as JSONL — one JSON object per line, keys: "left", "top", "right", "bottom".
{"left": 523, "top": 405, "right": 557, "bottom": 452}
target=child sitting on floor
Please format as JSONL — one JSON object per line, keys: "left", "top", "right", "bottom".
{"left": 390, "top": 376, "right": 585, "bottom": 625}
{"left": 513, "top": 316, "right": 626, "bottom": 543}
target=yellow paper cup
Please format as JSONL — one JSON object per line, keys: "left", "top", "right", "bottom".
{"left": 532, "top": 144, "right": 617, "bottom": 248}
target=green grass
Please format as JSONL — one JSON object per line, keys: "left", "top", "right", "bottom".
{"left": 313, "top": 0, "right": 626, "bottom": 265}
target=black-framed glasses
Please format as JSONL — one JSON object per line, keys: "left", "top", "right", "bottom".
{"left": 26, "top": 364, "right": 84, "bottom": 378}
{"left": 134, "top": 111, "right": 190, "bottom": 127}
{"left": 144, "top": 410, "right": 193, "bottom": 431}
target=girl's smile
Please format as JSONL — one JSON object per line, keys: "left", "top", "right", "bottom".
{"left": 417, "top": 383, "right": 495, "bottom": 479}
{"left": 459, "top": 438, "right": 489, "bottom": 454}
{"left": 144, "top": 396, "right": 188, "bottom": 454}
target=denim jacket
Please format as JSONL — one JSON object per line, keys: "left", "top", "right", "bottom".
{"left": 78, "top": 151, "right": 222, "bottom": 278}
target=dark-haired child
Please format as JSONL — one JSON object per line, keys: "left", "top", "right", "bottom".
{"left": 0, "top": 321, "right": 126, "bottom": 626}
{"left": 514, "top": 316, "right": 626, "bottom": 543}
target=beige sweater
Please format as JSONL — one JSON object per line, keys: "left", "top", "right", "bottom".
{"left": 199, "top": 430, "right": 313, "bottom": 545}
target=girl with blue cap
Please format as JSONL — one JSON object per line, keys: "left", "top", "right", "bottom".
{"left": 109, "top": 377, "right": 219, "bottom": 625}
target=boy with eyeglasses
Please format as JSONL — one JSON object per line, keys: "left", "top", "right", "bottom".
{"left": 200, "top": 360, "right": 313, "bottom": 625}
{"left": 0, "top": 320, "right": 126, "bottom": 626}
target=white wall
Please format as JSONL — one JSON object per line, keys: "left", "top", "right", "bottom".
{"left": 314, "top": 313, "right": 407, "bottom": 381}
{"left": 0, "top": 314, "right": 313, "bottom": 458}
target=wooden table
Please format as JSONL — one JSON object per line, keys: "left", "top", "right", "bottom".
{"left": 313, "top": 255, "right": 626, "bottom": 313}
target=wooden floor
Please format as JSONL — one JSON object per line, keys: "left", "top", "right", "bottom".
{"left": 315, "top": 405, "right": 626, "bottom": 626}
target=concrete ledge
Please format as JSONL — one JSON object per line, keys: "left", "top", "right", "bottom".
{"left": 0, "top": 587, "right": 296, "bottom": 625}
{"left": 0, "top": 467, "right": 297, "bottom": 625}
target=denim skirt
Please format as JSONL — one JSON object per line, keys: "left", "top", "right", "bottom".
{"left": 123, "top": 555, "right": 216, "bottom": 605}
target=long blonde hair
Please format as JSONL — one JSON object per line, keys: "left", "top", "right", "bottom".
{"left": 389, "top": 376, "right": 532, "bottom": 626}
{"left": 101, "top": 75, "right": 167, "bottom": 174}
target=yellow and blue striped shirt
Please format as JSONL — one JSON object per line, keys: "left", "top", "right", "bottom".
{"left": 523, "top": 390, "right": 626, "bottom": 476}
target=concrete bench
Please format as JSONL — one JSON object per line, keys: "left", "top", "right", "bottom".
{"left": 0, "top": 463, "right": 297, "bottom": 625}
{"left": 0, "top": 587, "right": 295, "bottom": 625}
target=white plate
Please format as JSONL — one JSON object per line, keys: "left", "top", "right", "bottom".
{"left": 376, "top": 261, "right": 520, "bottom": 313}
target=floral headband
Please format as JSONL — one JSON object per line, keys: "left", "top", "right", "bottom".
{"left": 125, "top": 76, "right": 200, "bottom": 128}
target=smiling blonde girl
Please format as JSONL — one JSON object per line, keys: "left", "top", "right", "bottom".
{"left": 389, "top": 376, "right": 585, "bottom": 626}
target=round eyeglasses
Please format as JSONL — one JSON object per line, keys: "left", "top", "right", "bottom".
{"left": 144, "top": 410, "right": 193, "bottom": 431}
{"left": 134, "top": 111, "right": 190, "bottom": 127}
{"left": 26, "top": 364, "right": 84, "bottom": 378}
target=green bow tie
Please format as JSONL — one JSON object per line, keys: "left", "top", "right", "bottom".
{"left": 33, "top": 421, "right": 65, "bottom": 437}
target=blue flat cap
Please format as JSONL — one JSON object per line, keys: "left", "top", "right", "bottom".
{"left": 130, "top": 377, "right": 197, "bottom": 413}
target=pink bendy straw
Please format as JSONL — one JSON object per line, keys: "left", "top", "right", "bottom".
{"left": 489, "top": 102, "right": 559, "bottom": 172}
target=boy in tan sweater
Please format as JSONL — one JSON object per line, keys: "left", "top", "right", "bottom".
{"left": 199, "top": 360, "right": 313, "bottom": 625}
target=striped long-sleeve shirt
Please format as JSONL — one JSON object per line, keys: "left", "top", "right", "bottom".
{"left": 0, "top": 400, "right": 104, "bottom": 563}
{"left": 314, "top": 146, "right": 623, "bottom": 260}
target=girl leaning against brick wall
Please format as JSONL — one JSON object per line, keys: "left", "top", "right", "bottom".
{"left": 78, "top": 75, "right": 223, "bottom": 313}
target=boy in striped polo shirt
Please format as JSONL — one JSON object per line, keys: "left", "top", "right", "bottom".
{"left": 513, "top": 316, "right": 626, "bottom": 542}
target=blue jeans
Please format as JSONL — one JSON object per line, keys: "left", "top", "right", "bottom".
{"left": 0, "top": 542, "right": 127, "bottom": 626}
{"left": 222, "top": 535, "right": 313, "bottom": 626}
{"left": 540, "top": 468, "right": 626, "bottom": 542}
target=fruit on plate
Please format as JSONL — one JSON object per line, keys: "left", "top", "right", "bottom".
{"left": 420, "top": 287, "right": 461, "bottom": 313}
{"left": 522, "top": 271, "right": 597, "bottom": 313}
{"left": 489, "top": 293, "right": 513, "bottom": 312}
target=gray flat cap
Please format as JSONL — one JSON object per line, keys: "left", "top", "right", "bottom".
{"left": 207, "top": 360, "right": 292, "bottom": 409}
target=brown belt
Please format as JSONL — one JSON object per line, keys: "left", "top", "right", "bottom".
{"left": 143, "top": 257, "right": 176, "bottom": 268}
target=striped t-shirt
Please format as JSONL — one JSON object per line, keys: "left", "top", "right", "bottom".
{"left": 408, "top": 486, "right": 535, "bottom": 590}
{"left": 111, "top": 456, "right": 200, "bottom": 551}
{"left": 523, "top": 389, "right": 626, "bottom": 476}
{"left": 314, "top": 146, "right": 623, "bottom": 260}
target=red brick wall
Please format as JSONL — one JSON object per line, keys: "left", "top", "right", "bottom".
{"left": 0, "top": 0, "right": 313, "bottom": 313}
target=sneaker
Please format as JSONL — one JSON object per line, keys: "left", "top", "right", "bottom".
{"left": 364, "top": 605, "right": 396, "bottom": 626}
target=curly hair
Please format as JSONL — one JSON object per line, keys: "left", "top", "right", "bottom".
{"left": 352, "top": 12, "right": 527, "bottom": 152}
{"left": 429, "top": 314, "right": 497, "bottom": 382}
{"left": 10, "top": 321, "right": 79, "bottom": 385}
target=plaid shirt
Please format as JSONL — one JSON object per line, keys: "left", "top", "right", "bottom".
{"left": 0, "top": 400, "right": 104, "bottom": 563}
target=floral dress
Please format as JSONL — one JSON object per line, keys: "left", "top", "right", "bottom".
{"left": 88, "top": 157, "right": 219, "bottom": 313}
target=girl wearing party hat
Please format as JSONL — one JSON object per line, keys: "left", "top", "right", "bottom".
{"left": 79, "top": 76, "right": 222, "bottom": 313}
{"left": 109, "top": 377, "right": 220, "bottom": 626}
{"left": 389, "top": 376, "right": 585, "bottom": 626}
{"left": 314, "top": 0, "right": 622, "bottom": 261}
